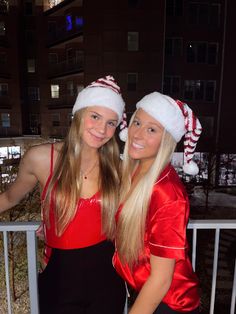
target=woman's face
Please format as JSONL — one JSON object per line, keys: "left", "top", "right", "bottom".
{"left": 128, "top": 108, "right": 164, "bottom": 166}
{"left": 81, "top": 106, "right": 118, "bottom": 149}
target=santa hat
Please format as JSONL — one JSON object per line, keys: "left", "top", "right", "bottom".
{"left": 132, "top": 92, "right": 202, "bottom": 175}
{"left": 72, "top": 75, "right": 125, "bottom": 123}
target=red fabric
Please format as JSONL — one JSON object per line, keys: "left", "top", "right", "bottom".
{"left": 41, "top": 144, "right": 106, "bottom": 252}
{"left": 113, "top": 164, "right": 200, "bottom": 312}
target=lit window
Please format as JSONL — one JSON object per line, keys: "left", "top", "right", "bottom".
{"left": 27, "top": 59, "right": 36, "bottom": 73}
{"left": 1, "top": 113, "right": 10, "bottom": 127}
{"left": 66, "top": 15, "right": 73, "bottom": 31}
{"left": 128, "top": 32, "right": 139, "bottom": 51}
{"left": 28, "top": 87, "right": 40, "bottom": 101}
{"left": 0, "top": 83, "right": 8, "bottom": 96}
{"left": 51, "top": 113, "right": 60, "bottom": 127}
{"left": 127, "top": 73, "right": 138, "bottom": 91}
{"left": 51, "top": 85, "right": 59, "bottom": 98}
{"left": 0, "top": 21, "right": 6, "bottom": 36}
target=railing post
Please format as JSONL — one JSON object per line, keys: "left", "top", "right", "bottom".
{"left": 210, "top": 228, "right": 220, "bottom": 314}
{"left": 3, "top": 231, "right": 12, "bottom": 314}
{"left": 26, "top": 231, "right": 39, "bottom": 314}
{"left": 230, "top": 258, "right": 236, "bottom": 314}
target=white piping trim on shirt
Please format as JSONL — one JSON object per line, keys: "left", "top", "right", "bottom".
{"left": 149, "top": 242, "right": 187, "bottom": 250}
{"left": 155, "top": 169, "right": 171, "bottom": 184}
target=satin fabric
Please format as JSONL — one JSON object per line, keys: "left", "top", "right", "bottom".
{"left": 113, "top": 164, "right": 200, "bottom": 312}
{"left": 41, "top": 144, "right": 106, "bottom": 251}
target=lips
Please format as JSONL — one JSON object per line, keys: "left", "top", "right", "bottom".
{"left": 131, "top": 141, "right": 144, "bottom": 149}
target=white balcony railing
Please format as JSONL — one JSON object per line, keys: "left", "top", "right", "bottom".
{"left": 0, "top": 220, "right": 236, "bottom": 314}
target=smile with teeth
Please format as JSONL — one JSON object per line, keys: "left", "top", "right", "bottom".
{"left": 131, "top": 141, "right": 144, "bottom": 149}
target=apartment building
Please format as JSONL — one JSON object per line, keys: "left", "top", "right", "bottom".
{"left": 0, "top": 0, "right": 235, "bottom": 185}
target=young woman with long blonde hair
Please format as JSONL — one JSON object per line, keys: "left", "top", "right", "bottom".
{"left": 114, "top": 92, "right": 202, "bottom": 314}
{"left": 0, "top": 76, "right": 126, "bottom": 314}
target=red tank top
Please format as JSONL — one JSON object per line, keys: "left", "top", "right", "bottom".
{"left": 41, "top": 144, "right": 106, "bottom": 250}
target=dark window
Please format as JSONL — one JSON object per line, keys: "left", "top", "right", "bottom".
{"left": 197, "top": 43, "right": 207, "bottom": 63}
{"left": 208, "top": 43, "right": 218, "bottom": 65}
{"left": 195, "top": 80, "right": 204, "bottom": 100}
{"left": 0, "top": 52, "right": 6, "bottom": 64}
{"left": 164, "top": 76, "right": 181, "bottom": 95}
{"left": 25, "top": 1, "right": 33, "bottom": 15}
{"left": 210, "top": 4, "right": 221, "bottom": 26}
{"left": 52, "top": 113, "right": 60, "bottom": 127}
{"left": 166, "top": 0, "right": 183, "bottom": 17}
{"left": 165, "top": 38, "right": 182, "bottom": 56}
{"left": 205, "top": 81, "right": 215, "bottom": 102}
{"left": 184, "top": 80, "right": 216, "bottom": 102}
{"left": 128, "top": 32, "right": 139, "bottom": 51}
{"left": 127, "top": 73, "right": 138, "bottom": 91}
{"left": 0, "top": 83, "right": 8, "bottom": 96}
{"left": 187, "top": 42, "right": 218, "bottom": 65}
{"left": 188, "top": 2, "right": 221, "bottom": 26}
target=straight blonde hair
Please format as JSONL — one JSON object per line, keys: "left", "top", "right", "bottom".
{"left": 43, "top": 109, "right": 120, "bottom": 238}
{"left": 116, "top": 112, "right": 177, "bottom": 266}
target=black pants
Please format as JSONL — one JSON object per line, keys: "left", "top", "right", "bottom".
{"left": 38, "top": 241, "right": 126, "bottom": 314}
{"left": 153, "top": 302, "right": 199, "bottom": 314}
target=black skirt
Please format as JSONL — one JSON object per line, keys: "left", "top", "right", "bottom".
{"left": 38, "top": 240, "right": 126, "bottom": 314}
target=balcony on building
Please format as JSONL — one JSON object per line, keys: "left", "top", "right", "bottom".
{"left": 47, "top": 92, "right": 77, "bottom": 109}
{"left": 43, "top": 0, "right": 83, "bottom": 13}
{"left": 48, "top": 54, "right": 84, "bottom": 79}
{"left": 0, "top": 2, "right": 9, "bottom": 14}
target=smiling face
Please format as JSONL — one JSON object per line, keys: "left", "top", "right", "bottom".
{"left": 128, "top": 108, "right": 164, "bottom": 168}
{"left": 81, "top": 106, "right": 118, "bottom": 150}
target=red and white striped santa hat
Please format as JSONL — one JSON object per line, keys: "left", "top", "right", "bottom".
{"left": 72, "top": 75, "right": 125, "bottom": 123}
{"left": 135, "top": 92, "right": 202, "bottom": 175}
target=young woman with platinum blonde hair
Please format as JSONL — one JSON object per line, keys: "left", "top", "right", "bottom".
{"left": 0, "top": 75, "right": 126, "bottom": 314}
{"left": 114, "top": 91, "right": 202, "bottom": 314}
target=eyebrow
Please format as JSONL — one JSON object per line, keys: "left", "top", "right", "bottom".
{"left": 89, "top": 110, "right": 118, "bottom": 122}
{"left": 134, "top": 116, "right": 162, "bottom": 128}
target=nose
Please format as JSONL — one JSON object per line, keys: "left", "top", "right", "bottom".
{"left": 96, "top": 120, "right": 107, "bottom": 134}
{"left": 133, "top": 126, "right": 145, "bottom": 139}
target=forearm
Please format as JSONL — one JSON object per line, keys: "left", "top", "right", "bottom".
{"left": 129, "top": 276, "right": 171, "bottom": 314}
{"left": 0, "top": 192, "right": 20, "bottom": 214}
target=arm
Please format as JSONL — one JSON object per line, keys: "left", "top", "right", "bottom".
{"left": 0, "top": 148, "right": 39, "bottom": 214}
{"left": 129, "top": 255, "right": 175, "bottom": 314}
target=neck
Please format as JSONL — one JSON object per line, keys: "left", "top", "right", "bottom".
{"left": 136, "top": 158, "right": 155, "bottom": 176}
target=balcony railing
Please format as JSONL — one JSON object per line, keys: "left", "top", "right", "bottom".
{"left": 0, "top": 220, "right": 236, "bottom": 314}
{"left": 48, "top": 56, "right": 84, "bottom": 78}
{"left": 47, "top": 23, "right": 83, "bottom": 47}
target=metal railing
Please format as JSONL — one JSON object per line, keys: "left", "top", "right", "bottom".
{"left": 0, "top": 220, "right": 236, "bottom": 314}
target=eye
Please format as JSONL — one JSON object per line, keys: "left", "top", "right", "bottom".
{"left": 147, "top": 127, "right": 156, "bottom": 133}
{"left": 107, "top": 121, "right": 117, "bottom": 128}
{"left": 132, "top": 119, "right": 140, "bottom": 127}
{"left": 91, "top": 113, "right": 99, "bottom": 120}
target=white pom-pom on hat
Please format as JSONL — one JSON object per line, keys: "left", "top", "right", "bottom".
{"left": 182, "top": 160, "right": 199, "bottom": 176}
{"left": 119, "top": 112, "right": 128, "bottom": 142}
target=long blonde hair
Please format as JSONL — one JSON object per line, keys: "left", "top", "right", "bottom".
{"left": 116, "top": 112, "right": 177, "bottom": 266}
{"left": 43, "top": 109, "right": 120, "bottom": 238}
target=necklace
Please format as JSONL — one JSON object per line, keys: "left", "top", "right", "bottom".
{"left": 80, "top": 161, "right": 98, "bottom": 180}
